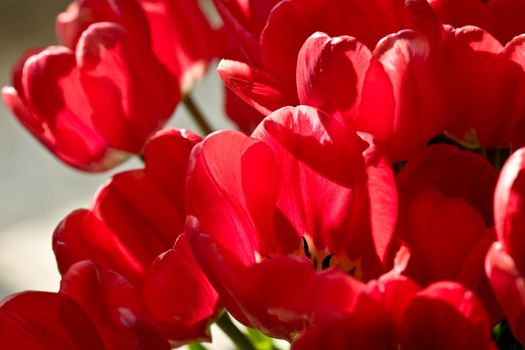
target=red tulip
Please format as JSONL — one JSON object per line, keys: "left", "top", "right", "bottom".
{"left": 442, "top": 27, "right": 525, "bottom": 147}
{"left": 428, "top": 0, "right": 525, "bottom": 147}
{"left": 395, "top": 144, "right": 499, "bottom": 321}
{"left": 217, "top": 0, "right": 443, "bottom": 98}
{"left": 59, "top": 261, "right": 170, "bottom": 350}
{"left": 486, "top": 148, "right": 525, "bottom": 343}
{"left": 259, "top": 0, "right": 442, "bottom": 89}
{"left": 218, "top": 0, "right": 452, "bottom": 159}
{"left": 0, "top": 291, "right": 106, "bottom": 350}
{"left": 53, "top": 129, "right": 219, "bottom": 344}
{"left": 213, "top": 0, "right": 282, "bottom": 132}
{"left": 55, "top": 0, "right": 150, "bottom": 50}
{"left": 135, "top": 0, "right": 218, "bottom": 92}
{"left": 396, "top": 144, "right": 497, "bottom": 224}
{"left": 295, "top": 30, "right": 451, "bottom": 160}
{"left": 2, "top": 22, "right": 179, "bottom": 171}
{"left": 494, "top": 148, "right": 525, "bottom": 267}
{"left": 293, "top": 276, "right": 496, "bottom": 350}
{"left": 185, "top": 105, "right": 397, "bottom": 338}
{"left": 56, "top": 0, "right": 218, "bottom": 93}
{"left": 0, "top": 261, "right": 171, "bottom": 350}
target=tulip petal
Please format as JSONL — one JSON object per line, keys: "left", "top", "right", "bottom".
{"left": 186, "top": 222, "right": 362, "bottom": 340}
{"left": 78, "top": 22, "right": 179, "bottom": 152}
{"left": 402, "top": 282, "right": 496, "bottom": 350}
{"left": 485, "top": 242, "right": 525, "bottom": 344}
{"left": 138, "top": 0, "right": 217, "bottom": 92}
{"left": 444, "top": 27, "right": 525, "bottom": 147}
{"left": 397, "top": 144, "right": 497, "bottom": 225}
{"left": 55, "top": 0, "right": 150, "bottom": 49}
{"left": 260, "top": 0, "right": 417, "bottom": 87}
{"left": 53, "top": 209, "right": 148, "bottom": 285}
{"left": 368, "top": 30, "right": 448, "bottom": 160}
{"left": 292, "top": 287, "right": 393, "bottom": 350}
{"left": 494, "top": 147, "right": 525, "bottom": 275}
{"left": 187, "top": 129, "right": 285, "bottom": 260}
{"left": 218, "top": 59, "right": 296, "bottom": 116}
{"left": 403, "top": 191, "right": 486, "bottom": 285}
{"left": 296, "top": 32, "right": 372, "bottom": 121}
{"left": 253, "top": 106, "right": 396, "bottom": 275}
{"left": 20, "top": 46, "right": 113, "bottom": 167}
{"left": 0, "top": 291, "right": 105, "bottom": 350}
{"left": 60, "top": 261, "right": 169, "bottom": 350}
{"left": 143, "top": 234, "right": 219, "bottom": 344}
{"left": 54, "top": 128, "right": 199, "bottom": 285}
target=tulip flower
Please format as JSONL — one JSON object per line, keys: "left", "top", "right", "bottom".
{"left": 217, "top": 0, "right": 453, "bottom": 160}
{"left": 0, "top": 291, "right": 106, "bottom": 350}
{"left": 425, "top": 0, "right": 525, "bottom": 148}
{"left": 2, "top": 22, "right": 179, "bottom": 171}
{"left": 292, "top": 276, "right": 497, "bottom": 350}
{"left": 395, "top": 144, "right": 500, "bottom": 321}
{"left": 3, "top": 0, "right": 218, "bottom": 171}
{"left": 0, "top": 261, "right": 170, "bottom": 350}
{"left": 486, "top": 147, "right": 525, "bottom": 343}
{"left": 185, "top": 105, "right": 398, "bottom": 339}
{"left": 53, "top": 129, "right": 219, "bottom": 344}
{"left": 57, "top": 0, "right": 217, "bottom": 93}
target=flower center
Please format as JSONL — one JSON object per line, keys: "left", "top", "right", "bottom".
{"left": 301, "top": 235, "right": 363, "bottom": 279}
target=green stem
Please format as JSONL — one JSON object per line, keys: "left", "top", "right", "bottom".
{"left": 183, "top": 95, "right": 214, "bottom": 135}
{"left": 216, "top": 313, "right": 256, "bottom": 350}
{"left": 188, "top": 343, "right": 209, "bottom": 350}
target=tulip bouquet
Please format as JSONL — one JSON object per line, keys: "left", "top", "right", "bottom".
{"left": 2, "top": 0, "right": 525, "bottom": 349}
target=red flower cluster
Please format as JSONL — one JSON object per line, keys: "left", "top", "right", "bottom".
{"left": 2, "top": 0, "right": 525, "bottom": 349}
{"left": 2, "top": 0, "right": 216, "bottom": 171}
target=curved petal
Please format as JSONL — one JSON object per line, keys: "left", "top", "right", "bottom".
{"left": 142, "top": 234, "right": 219, "bottom": 344}
{"left": 53, "top": 209, "right": 148, "bottom": 286}
{"left": 494, "top": 147, "right": 525, "bottom": 275}
{"left": 19, "top": 46, "right": 118, "bottom": 169}
{"left": 78, "top": 22, "right": 179, "bottom": 152}
{"left": 218, "top": 59, "right": 296, "bottom": 116}
{"left": 402, "top": 191, "right": 487, "bottom": 285}
{"left": 366, "top": 30, "right": 449, "bottom": 160}
{"left": 138, "top": 0, "right": 217, "bottom": 92}
{"left": 402, "top": 282, "right": 496, "bottom": 350}
{"left": 55, "top": 0, "right": 150, "bottom": 49}
{"left": 186, "top": 130, "right": 284, "bottom": 262}
{"left": 60, "top": 261, "right": 169, "bottom": 350}
{"left": 444, "top": 27, "right": 525, "bottom": 147}
{"left": 296, "top": 32, "right": 372, "bottom": 122}
{"left": 291, "top": 292, "right": 393, "bottom": 350}
{"left": 186, "top": 220, "right": 363, "bottom": 340}
{"left": 397, "top": 144, "right": 497, "bottom": 225}
{"left": 53, "top": 128, "right": 199, "bottom": 285}
{"left": 485, "top": 242, "right": 525, "bottom": 344}
{"left": 253, "top": 106, "right": 396, "bottom": 275}
{"left": 0, "top": 291, "right": 105, "bottom": 350}
{"left": 2, "top": 85, "right": 122, "bottom": 172}
{"left": 260, "top": 0, "right": 417, "bottom": 86}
